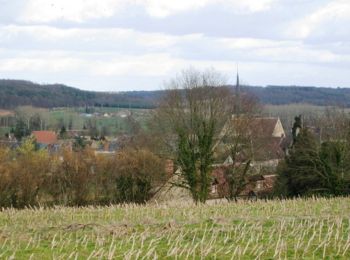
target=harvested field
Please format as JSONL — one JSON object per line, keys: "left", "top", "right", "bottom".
{"left": 0, "top": 197, "right": 349, "bottom": 259}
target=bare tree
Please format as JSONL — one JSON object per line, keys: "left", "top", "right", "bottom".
{"left": 216, "top": 93, "right": 262, "bottom": 201}
{"left": 155, "top": 68, "right": 234, "bottom": 203}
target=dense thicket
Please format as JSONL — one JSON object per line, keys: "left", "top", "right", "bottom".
{"left": 0, "top": 139, "right": 166, "bottom": 208}
{"left": 1, "top": 79, "right": 350, "bottom": 109}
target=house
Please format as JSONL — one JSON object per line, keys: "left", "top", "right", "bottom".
{"left": 116, "top": 110, "right": 131, "bottom": 118}
{"left": 65, "top": 129, "right": 89, "bottom": 139}
{"left": 210, "top": 117, "right": 285, "bottom": 199}
{"left": 103, "top": 113, "right": 111, "bottom": 118}
{"left": 152, "top": 116, "right": 286, "bottom": 203}
{"left": 219, "top": 116, "right": 285, "bottom": 139}
{"left": 212, "top": 116, "right": 285, "bottom": 197}
{"left": 217, "top": 116, "right": 286, "bottom": 171}
{"left": 153, "top": 163, "right": 278, "bottom": 202}
{"left": 210, "top": 165, "right": 277, "bottom": 199}
{"left": 32, "top": 131, "right": 58, "bottom": 150}
{"left": 89, "top": 137, "right": 122, "bottom": 155}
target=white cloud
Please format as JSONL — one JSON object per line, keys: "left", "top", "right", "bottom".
{"left": 218, "top": 37, "right": 286, "bottom": 49}
{"left": 287, "top": 0, "right": 350, "bottom": 39}
{"left": 19, "top": 0, "right": 275, "bottom": 22}
{"left": 144, "top": 0, "right": 210, "bottom": 18}
{"left": 254, "top": 45, "right": 350, "bottom": 64}
{"left": 1, "top": 24, "right": 349, "bottom": 72}
{"left": 0, "top": 24, "right": 202, "bottom": 53}
{"left": 20, "top": 0, "right": 129, "bottom": 23}
{"left": 0, "top": 50, "right": 235, "bottom": 79}
{"left": 0, "top": 56, "right": 83, "bottom": 72}
{"left": 223, "top": 0, "right": 275, "bottom": 13}
{"left": 143, "top": 0, "right": 275, "bottom": 18}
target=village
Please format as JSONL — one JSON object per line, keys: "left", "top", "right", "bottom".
{"left": 1, "top": 0, "right": 350, "bottom": 257}
{"left": 0, "top": 109, "right": 291, "bottom": 203}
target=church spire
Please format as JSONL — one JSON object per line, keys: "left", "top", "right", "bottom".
{"left": 235, "top": 67, "right": 241, "bottom": 115}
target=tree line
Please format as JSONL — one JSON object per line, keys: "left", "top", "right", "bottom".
{"left": 0, "top": 138, "right": 166, "bottom": 208}
{"left": 2, "top": 79, "right": 350, "bottom": 109}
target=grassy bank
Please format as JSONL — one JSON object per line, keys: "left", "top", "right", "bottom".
{"left": 0, "top": 197, "right": 349, "bottom": 259}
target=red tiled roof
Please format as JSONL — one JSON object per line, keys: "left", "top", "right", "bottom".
{"left": 32, "top": 131, "right": 58, "bottom": 145}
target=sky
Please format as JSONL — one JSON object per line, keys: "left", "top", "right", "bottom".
{"left": 0, "top": 0, "right": 349, "bottom": 91}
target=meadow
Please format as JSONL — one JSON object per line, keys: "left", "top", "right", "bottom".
{"left": 47, "top": 107, "right": 152, "bottom": 135}
{"left": 0, "top": 197, "right": 349, "bottom": 259}
{"left": 0, "top": 106, "right": 152, "bottom": 137}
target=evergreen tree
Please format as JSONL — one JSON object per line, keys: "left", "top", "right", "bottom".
{"left": 73, "top": 136, "right": 86, "bottom": 151}
{"left": 13, "top": 118, "right": 30, "bottom": 140}
{"left": 319, "top": 141, "right": 350, "bottom": 195}
{"left": 292, "top": 115, "right": 302, "bottom": 147}
{"left": 276, "top": 128, "right": 350, "bottom": 197}
{"left": 281, "top": 128, "right": 324, "bottom": 196}
{"left": 29, "top": 114, "right": 42, "bottom": 131}
{"left": 60, "top": 125, "right": 67, "bottom": 138}
{"left": 68, "top": 117, "right": 73, "bottom": 130}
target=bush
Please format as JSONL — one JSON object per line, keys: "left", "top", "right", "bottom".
{"left": 0, "top": 147, "right": 15, "bottom": 207}
{"left": 0, "top": 138, "right": 50, "bottom": 208}
{"left": 114, "top": 149, "right": 166, "bottom": 203}
{"left": 0, "top": 142, "right": 166, "bottom": 208}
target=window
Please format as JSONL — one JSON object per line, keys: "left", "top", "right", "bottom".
{"left": 256, "top": 181, "right": 262, "bottom": 190}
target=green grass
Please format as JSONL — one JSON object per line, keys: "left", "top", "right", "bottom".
{"left": 8, "top": 106, "right": 152, "bottom": 135}
{"left": 0, "top": 106, "right": 153, "bottom": 137}
{"left": 0, "top": 197, "right": 350, "bottom": 259}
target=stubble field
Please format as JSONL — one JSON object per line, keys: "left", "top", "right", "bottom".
{"left": 0, "top": 197, "right": 349, "bottom": 259}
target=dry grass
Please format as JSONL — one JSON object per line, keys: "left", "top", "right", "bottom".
{"left": 0, "top": 197, "right": 350, "bottom": 259}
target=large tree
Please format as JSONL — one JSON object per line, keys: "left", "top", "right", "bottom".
{"left": 155, "top": 68, "right": 234, "bottom": 203}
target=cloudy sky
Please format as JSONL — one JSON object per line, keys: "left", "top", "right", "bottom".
{"left": 0, "top": 0, "right": 349, "bottom": 91}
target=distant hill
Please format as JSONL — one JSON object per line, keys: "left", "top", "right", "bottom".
{"left": 245, "top": 85, "right": 350, "bottom": 107}
{"left": 0, "top": 80, "right": 162, "bottom": 109}
{"left": 0, "top": 79, "right": 349, "bottom": 109}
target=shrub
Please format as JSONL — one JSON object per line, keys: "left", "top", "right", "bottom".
{"left": 114, "top": 149, "right": 166, "bottom": 203}
{"left": 0, "top": 143, "right": 166, "bottom": 208}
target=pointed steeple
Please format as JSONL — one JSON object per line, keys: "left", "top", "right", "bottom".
{"left": 235, "top": 67, "right": 241, "bottom": 115}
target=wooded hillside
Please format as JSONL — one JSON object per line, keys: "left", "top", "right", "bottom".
{"left": 0, "top": 80, "right": 161, "bottom": 109}
{"left": 0, "top": 79, "right": 349, "bottom": 108}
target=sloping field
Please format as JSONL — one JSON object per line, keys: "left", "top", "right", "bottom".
{"left": 0, "top": 197, "right": 349, "bottom": 259}
{"left": 0, "top": 109, "right": 14, "bottom": 117}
